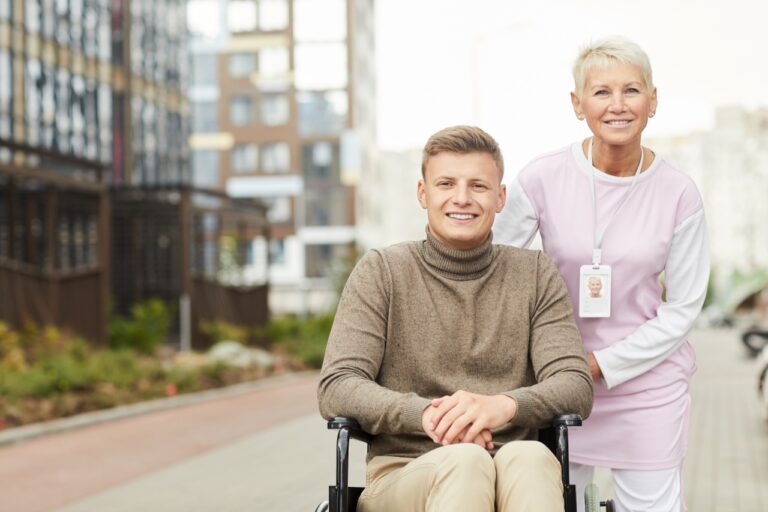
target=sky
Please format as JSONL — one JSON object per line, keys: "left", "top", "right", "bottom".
{"left": 375, "top": 0, "right": 768, "bottom": 174}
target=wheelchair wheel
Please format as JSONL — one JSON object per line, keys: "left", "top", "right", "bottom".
{"left": 584, "top": 483, "right": 601, "bottom": 512}
{"left": 314, "top": 501, "right": 329, "bottom": 512}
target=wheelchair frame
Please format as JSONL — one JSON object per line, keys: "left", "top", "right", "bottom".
{"left": 318, "top": 414, "right": 584, "bottom": 512}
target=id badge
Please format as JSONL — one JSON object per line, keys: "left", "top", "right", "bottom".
{"left": 579, "top": 265, "right": 611, "bottom": 318}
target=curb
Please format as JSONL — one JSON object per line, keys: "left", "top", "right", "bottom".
{"left": 0, "top": 370, "right": 318, "bottom": 447}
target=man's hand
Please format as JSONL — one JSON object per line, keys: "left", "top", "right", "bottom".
{"left": 587, "top": 352, "right": 602, "bottom": 381}
{"left": 422, "top": 403, "right": 493, "bottom": 449}
{"left": 424, "top": 390, "right": 517, "bottom": 446}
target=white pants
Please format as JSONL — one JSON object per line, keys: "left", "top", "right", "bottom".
{"left": 570, "top": 463, "right": 683, "bottom": 512}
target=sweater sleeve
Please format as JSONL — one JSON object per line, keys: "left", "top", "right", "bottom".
{"left": 504, "top": 252, "right": 594, "bottom": 427}
{"left": 317, "top": 250, "right": 432, "bottom": 435}
{"left": 593, "top": 209, "right": 710, "bottom": 389}
{"left": 493, "top": 177, "right": 539, "bottom": 248}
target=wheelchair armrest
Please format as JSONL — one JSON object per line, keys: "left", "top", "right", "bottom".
{"left": 552, "top": 413, "right": 582, "bottom": 427}
{"left": 328, "top": 416, "right": 373, "bottom": 444}
{"left": 328, "top": 417, "right": 371, "bottom": 512}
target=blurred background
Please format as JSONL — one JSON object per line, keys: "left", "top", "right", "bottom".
{"left": 1, "top": 1, "right": 768, "bottom": 511}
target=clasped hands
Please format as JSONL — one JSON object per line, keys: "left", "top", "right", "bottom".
{"left": 421, "top": 390, "right": 517, "bottom": 451}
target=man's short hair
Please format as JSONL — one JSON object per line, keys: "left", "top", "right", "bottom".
{"left": 421, "top": 125, "right": 504, "bottom": 179}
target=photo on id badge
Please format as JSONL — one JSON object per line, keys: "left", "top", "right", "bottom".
{"left": 579, "top": 265, "right": 611, "bottom": 318}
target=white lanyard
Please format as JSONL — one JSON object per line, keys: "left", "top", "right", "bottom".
{"left": 588, "top": 137, "right": 643, "bottom": 266}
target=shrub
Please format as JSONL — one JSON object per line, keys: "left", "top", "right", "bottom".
{"left": 199, "top": 321, "right": 248, "bottom": 345}
{"left": 109, "top": 299, "right": 173, "bottom": 354}
{"left": 267, "top": 313, "right": 334, "bottom": 368}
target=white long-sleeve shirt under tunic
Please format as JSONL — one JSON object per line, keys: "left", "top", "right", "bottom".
{"left": 493, "top": 142, "right": 710, "bottom": 469}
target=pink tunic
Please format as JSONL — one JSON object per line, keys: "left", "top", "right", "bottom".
{"left": 493, "top": 142, "right": 710, "bottom": 469}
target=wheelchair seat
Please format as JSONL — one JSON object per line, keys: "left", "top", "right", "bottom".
{"left": 315, "top": 414, "right": 589, "bottom": 512}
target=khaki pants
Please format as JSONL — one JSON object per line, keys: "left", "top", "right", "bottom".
{"left": 357, "top": 441, "right": 563, "bottom": 512}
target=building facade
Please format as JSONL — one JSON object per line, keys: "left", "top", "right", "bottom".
{"left": 0, "top": 0, "right": 269, "bottom": 345}
{"left": 187, "top": 0, "right": 376, "bottom": 314}
{"left": 649, "top": 106, "right": 768, "bottom": 287}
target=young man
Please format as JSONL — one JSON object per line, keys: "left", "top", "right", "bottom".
{"left": 318, "top": 126, "right": 593, "bottom": 512}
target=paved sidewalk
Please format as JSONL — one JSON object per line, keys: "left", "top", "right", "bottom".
{"left": 684, "top": 328, "right": 768, "bottom": 510}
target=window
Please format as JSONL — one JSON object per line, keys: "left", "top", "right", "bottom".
{"left": 231, "top": 143, "right": 258, "bottom": 173}
{"left": 297, "top": 90, "right": 348, "bottom": 136}
{"left": 192, "top": 150, "right": 220, "bottom": 188}
{"left": 294, "top": 43, "right": 348, "bottom": 90}
{"left": 192, "top": 100, "right": 218, "bottom": 133}
{"left": 192, "top": 54, "right": 218, "bottom": 87}
{"left": 258, "top": 0, "right": 288, "bottom": 31}
{"left": 261, "top": 93, "right": 289, "bottom": 126}
{"left": 259, "top": 46, "right": 290, "bottom": 77}
{"left": 26, "top": 0, "right": 41, "bottom": 33}
{"left": 0, "top": 1, "right": 11, "bottom": 21}
{"left": 302, "top": 141, "right": 340, "bottom": 181}
{"left": 188, "top": 0, "right": 222, "bottom": 39}
{"left": 305, "top": 188, "right": 348, "bottom": 226}
{"left": 229, "top": 95, "right": 254, "bottom": 126}
{"left": 293, "top": 0, "right": 346, "bottom": 42}
{"left": 227, "top": 0, "right": 257, "bottom": 33}
{"left": 229, "top": 53, "right": 257, "bottom": 78}
{"left": 261, "top": 142, "right": 290, "bottom": 173}
{"left": 264, "top": 197, "right": 291, "bottom": 223}
{"left": 270, "top": 238, "right": 286, "bottom": 264}
{"left": 305, "top": 243, "right": 350, "bottom": 278}
{"left": 0, "top": 51, "right": 11, "bottom": 140}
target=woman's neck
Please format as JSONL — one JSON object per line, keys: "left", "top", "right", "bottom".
{"left": 584, "top": 138, "right": 650, "bottom": 177}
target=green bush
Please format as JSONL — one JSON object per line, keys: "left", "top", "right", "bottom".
{"left": 199, "top": 320, "right": 248, "bottom": 345}
{"left": 267, "top": 314, "right": 334, "bottom": 368}
{"left": 109, "top": 299, "right": 173, "bottom": 354}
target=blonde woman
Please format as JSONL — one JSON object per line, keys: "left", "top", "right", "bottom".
{"left": 494, "top": 36, "right": 710, "bottom": 511}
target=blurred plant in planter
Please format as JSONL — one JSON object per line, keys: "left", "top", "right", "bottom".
{"left": 108, "top": 298, "right": 173, "bottom": 354}
{"left": 199, "top": 320, "right": 248, "bottom": 345}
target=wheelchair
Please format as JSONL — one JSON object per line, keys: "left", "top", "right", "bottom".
{"left": 315, "top": 415, "right": 615, "bottom": 512}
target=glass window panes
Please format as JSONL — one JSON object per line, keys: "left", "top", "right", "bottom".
{"left": 297, "top": 90, "right": 348, "bottom": 136}
{"left": 258, "top": 0, "right": 288, "bottom": 31}
{"left": 264, "top": 197, "right": 291, "bottom": 223}
{"left": 261, "top": 142, "right": 290, "bottom": 173}
{"left": 192, "top": 149, "right": 220, "bottom": 188}
{"left": 270, "top": 238, "right": 286, "bottom": 264}
{"left": 229, "top": 53, "right": 257, "bottom": 78}
{"left": 302, "top": 141, "right": 340, "bottom": 181}
{"left": 294, "top": 43, "right": 348, "bottom": 90}
{"left": 0, "top": 1, "right": 11, "bottom": 21}
{"left": 0, "top": 51, "right": 11, "bottom": 138}
{"left": 261, "top": 93, "right": 289, "bottom": 126}
{"left": 231, "top": 143, "right": 258, "bottom": 173}
{"left": 192, "top": 100, "right": 219, "bottom": 133}
{"left": 187, "top": 0, "right": 221, "bottom": 39}
{"left": 258, "top": 46, "right": 290, "bottom": 77}
{"left": 192, "top": 53, "right": 218, "bottom": 87}
{"left": 227, "top": 0, "right": 257, "bottom": 33}
{"left": 229, "top": 96, "right": 254, "bottom": 126}
{"left": 26, "top": 0, "right": 41, "bottom": 33}
{"left": 293, "top": 0, "right": 346, "bottom": 42}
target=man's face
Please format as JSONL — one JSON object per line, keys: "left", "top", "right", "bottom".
{"left": 418, "top": 151, "right": 506, "bottom": 250}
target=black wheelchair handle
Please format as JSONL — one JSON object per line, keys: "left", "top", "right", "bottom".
{"left": 552, "top": 414, "right": 582, "bottom": 427}
{"left": 328, "top": 416, "right": 372, "bottom": 444}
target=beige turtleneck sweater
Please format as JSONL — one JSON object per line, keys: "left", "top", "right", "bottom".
{"left": 318, "top": 230, "right": 593, "bottom": 461}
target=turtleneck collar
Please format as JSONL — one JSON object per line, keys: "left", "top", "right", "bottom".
{"left": 420, "top": 226, "right": 495, "bottom": 281}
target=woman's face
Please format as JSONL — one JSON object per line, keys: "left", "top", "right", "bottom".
{"left": 571, "top": 62, "right": 657, "bottom": 149}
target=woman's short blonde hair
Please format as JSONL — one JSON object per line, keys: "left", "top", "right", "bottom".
{"left": 572, "top": 36, "right": 654, "bottom": 99}
{"left": 421, "top": 125, "right": 504, "bottom": 179}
